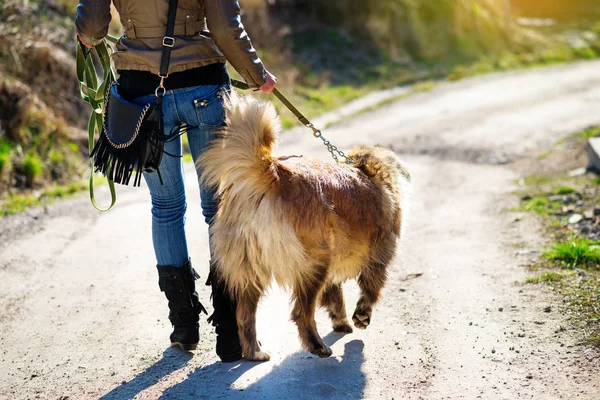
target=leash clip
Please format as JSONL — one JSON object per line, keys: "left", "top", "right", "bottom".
{"left": 155, "top": 75, "right": 167, "bottom": 97}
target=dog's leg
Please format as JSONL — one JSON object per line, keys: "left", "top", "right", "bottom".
{"left": 320, "top": 283, "right": 353, "bottom": 333}
{"left": 352, "top": 261, "right": 388, "bottom": 329}
{"left": 236, "top": 284, "right": 270, "bottom": 361}
{"left": 291, "top": 270, "right": 332, "bottom": 358}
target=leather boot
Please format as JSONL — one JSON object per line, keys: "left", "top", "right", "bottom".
{"left": 206, "top": 262, "right": 243, "bottom": 362}
{"left": 157, "top": 259, "right": 207, "bottom": 351}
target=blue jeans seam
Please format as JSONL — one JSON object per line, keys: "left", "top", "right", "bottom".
{"left": 168, "top": 92, "right": 182, "bottom": 125}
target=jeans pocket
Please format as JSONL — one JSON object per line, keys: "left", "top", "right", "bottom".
{"left": 193, "top": 85, "right": 229, "bottom": 128}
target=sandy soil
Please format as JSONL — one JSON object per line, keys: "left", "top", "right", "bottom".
{"left": 2, "top": 61, "right": 600, "bottom": 399}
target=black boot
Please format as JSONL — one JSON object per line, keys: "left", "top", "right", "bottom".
{"left": 157, "top": 260, "right": 207, "bottom": 351}
{"left": 206, "top": 262, "right": 243, "bottom": 362}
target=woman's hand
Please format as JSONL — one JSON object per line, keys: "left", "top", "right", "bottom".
{"left": 77, "top": 34, "right": 93, "bottom": 49}
{"left": 259, "top": 70, "right": 277, "bottom": 93}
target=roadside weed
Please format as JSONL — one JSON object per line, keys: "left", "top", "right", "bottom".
{"left": 543, "top": 239, "right": 600, "bottom": 268}
{"left": 556, "top": 186, "right": 576, "bottom": 195}
{"left": 525, "top": 271, "right": 566, "bottom": 284}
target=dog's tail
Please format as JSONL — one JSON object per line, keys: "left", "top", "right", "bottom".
{"left": 197, "top": 92, "right": 279, "bottom": 195}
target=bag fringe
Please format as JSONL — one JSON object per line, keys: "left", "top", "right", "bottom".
{"left": 90, "top": 107, "right": 164, "bottom": 187}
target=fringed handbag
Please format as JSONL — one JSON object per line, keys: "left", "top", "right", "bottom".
{"left": 84, "top": 0, "right": 180, "bottom": 195}
{"left": 90, "top": 82, "right": 166, "bottom": 186}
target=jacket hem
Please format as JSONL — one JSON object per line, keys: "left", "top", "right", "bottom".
{"left": 113, "top": 57, "right": 228, "bottom": 75}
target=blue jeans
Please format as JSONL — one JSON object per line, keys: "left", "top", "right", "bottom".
{"left": 132, "top": 84, "right": 230, "bottom": 267}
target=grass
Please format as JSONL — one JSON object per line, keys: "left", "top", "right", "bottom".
{"left": 525, "top": 271, "right": 567, "bottom": 284}
{"left": 517, "top": 126, "right": 600, "bottom": 346}
{"left": 0, "top": 140, "right": 12, "bottom": 173}
{"left": 557, "top": 186, "right": 576, "bottom": 195}
{"left": 22, "top": 153, "right": 44, "bottom": 186}
{"left": 447, "top": 42, "right": 598, "bottom": 81}
{"left": 0, "top": 177, "right": 107, "bottom": 216}
{"left": 581, "top": 126, "right": 600, "bottom": 139}
{"left": 522, "top": 196, "right": 559, "bottom": 215}
{"left": 543, "top": 238, "right": 600, "bottom": 268}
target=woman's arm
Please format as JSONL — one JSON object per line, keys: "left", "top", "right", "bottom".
{"left": 75, "top": 0, "right": 112, "bottom": 47}
{"left": 205, "top": 0, "right": 267, "bottom": 88}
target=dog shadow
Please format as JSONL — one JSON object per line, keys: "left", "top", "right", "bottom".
{"left": 99, "top": 347, "right": 193, "bottom": 400}
{"left": 159, "top": 332, "right": 366, "bottom": 399}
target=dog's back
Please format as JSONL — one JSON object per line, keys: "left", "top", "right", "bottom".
{"left": 198, "top": 93, "right": 409, "bottom": 291}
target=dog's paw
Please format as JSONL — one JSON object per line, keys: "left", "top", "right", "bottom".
{"left": 352, "top": 311, "right": 371, "bottom": 329}
{"left": 311, "top": 345, "right": 333, "bottom": 358}
{"left": 333, "top": 323, "right": 353, "bottom": 333}
{"left": 245, "top": 350, "right": 271, "bottom": 362}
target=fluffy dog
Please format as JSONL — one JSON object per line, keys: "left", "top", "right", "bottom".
{"left": 198, "top": 93, "right": 410, "bottom": 361}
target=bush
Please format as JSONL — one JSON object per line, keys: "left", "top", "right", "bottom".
{"left": 270, "top": 0, "right": 530, "bottom": 63}
{"left": 0, "top": 140, "right": 11, "bottom": 173}
{"left": 22, "top": 153, "right": 44, "bottom": 187}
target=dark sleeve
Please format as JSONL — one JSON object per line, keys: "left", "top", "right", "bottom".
{"left": 205, "top": 0, "right": 267, "bottom": 88}
{"left": 75, "top": 0, "right": 112, "bottom": 47}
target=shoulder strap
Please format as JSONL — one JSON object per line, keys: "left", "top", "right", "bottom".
{"left": 159, "top": 0, "right": 179, "bottom": 78}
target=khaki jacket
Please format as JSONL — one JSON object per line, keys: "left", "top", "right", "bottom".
{"left": 75, "top": 0, "right": 266, "bottom": 87}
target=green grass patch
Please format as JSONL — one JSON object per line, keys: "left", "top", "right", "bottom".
{"left": 581, "top": 126, "right": 600, "bottom": 139}
{"left": 556, "top": 186, "right": 576, "bottom": 195}
{"left": 447, "top": 40, "right": 600, "bottom": 82}
{"left": 525, "top": 271, "right": 566, "bottom": 284}
{"left": 0, "top": 140, "right": 12, "bottom": 173}
{"left": 543, "top": 239, "right": 600, "bottom": 269}
{"left": 522, "top": 196, "right": 562, "bottom": 215}
{"left": 22, "top": 153, "right": 44, "bottom": 186}
{"left": 0, "top": 179, "right": 99, "bottom": 216}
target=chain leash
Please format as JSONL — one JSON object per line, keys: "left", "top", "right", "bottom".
{"left": 303, "top": 122, "right": 352, "bottom": 164}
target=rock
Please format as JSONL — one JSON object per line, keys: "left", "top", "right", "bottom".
{"left": 549, "top": 195, "right": 563, "bottom": 202}
{"left": 584, "top": 210, "right": 595, "bottom": 219}
{"left": 594, "top": 207, "right": 600, "bottom": 216}
{"left": 576, "top": 200, "right": 585, "bottom": 207}
{"left": 564, "top": 196, "right": 576, "bottom": 204}
{"left": 568, "top": 214, "right": 583, "bottom": 224}
{"left": 562, "top": 206, "right": 575, "bottom": 214}
{"left": 568, "top": 167, "right": 587, "bottom": 177}
{"left": 544, "top": 306, "right": 552, "bottom": 313}
{"left": 586, "top": 137, "right": 600, "bottom": 173}
{"left": 526, "top": 374, "right": 533, "bottom": 379}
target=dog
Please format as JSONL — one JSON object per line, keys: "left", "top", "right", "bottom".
{"left": 198, "top": 92, "right": 410, "bottom": 361}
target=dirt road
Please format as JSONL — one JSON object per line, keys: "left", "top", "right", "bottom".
{"left": 2, "top": 61, "right": 600, "bottom": 399}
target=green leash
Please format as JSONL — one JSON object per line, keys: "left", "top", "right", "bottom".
{"left": 76, "top": 39, "right": 117, "bottom": 211}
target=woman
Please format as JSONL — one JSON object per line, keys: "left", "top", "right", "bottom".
{"left": 76, "top": 0, "right": 277, "bottom": 362}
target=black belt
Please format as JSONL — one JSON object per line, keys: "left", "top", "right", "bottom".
{"left": 117, "top": 63, "right": 230, "bottom": 99}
